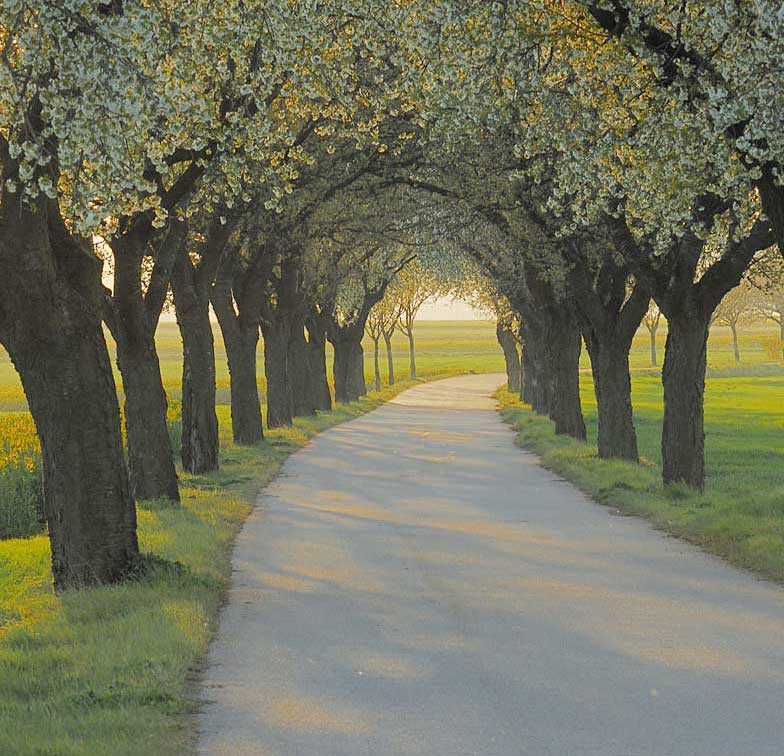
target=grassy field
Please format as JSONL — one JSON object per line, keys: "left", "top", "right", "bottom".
{"left": 0, "top": 322, "right": 497, "bottom": 756}
{"left": 499, "top": 324, "right": 784, "bottom": 583}
{"left": 0, "top": 318, "right": 782, "bottom": 753}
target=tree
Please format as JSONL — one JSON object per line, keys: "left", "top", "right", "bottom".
{"left": 749, "top": 248, "right": 784, "bottom": 362}
{"left": 170, "top": 215, "right": 236, "bottom": 474}
{"left": 389, "top": 262, "right": 439, "bottom": 380}
{"left": 365, "top": 305, "right": 390, "bottom": 392}
{"left": 711, "top": 282, "right": 757, "bottom": 366}
{"left": 326, "top": 244, "right": 414, "bottom": 403}
{"left": 643, "top": 302, "right": 663, "bottom": 368}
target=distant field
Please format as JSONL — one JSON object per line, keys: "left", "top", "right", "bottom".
{"left": 0, "top": 318, "right": 782, "bottom": 487}
{"left": 0, "top": 318, "right": 780, "bottom": 412}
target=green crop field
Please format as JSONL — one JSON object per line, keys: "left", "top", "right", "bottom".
{"left": 0, "top": 319, "right": 782, "bottom": 754}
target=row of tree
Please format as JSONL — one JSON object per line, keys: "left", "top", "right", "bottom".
{"left": 3, "top": 2, "right": 784, "bottom": 588}
{"left": 365, "top": 262, "right": 443, "bottom": 390}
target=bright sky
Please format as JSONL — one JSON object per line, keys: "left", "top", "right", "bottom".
{"left": 418, "top": 296, "right": 490, "bottom": 321}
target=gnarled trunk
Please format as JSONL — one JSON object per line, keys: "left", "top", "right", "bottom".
{"left": 261, "top": 318, "right": 293, "bottom": 428}
{"left": 171, "top": 264, "right": 219, "bottom": 475}
{"left": 521, "top": 346, "right": 533, "bottom": 405}
{"left": 585, "top": 337, "right": 638, "bottom": 462}
{"left": 211, "top": 280, "right": 263, "bottom": 445}
{"left": 523, "top": 331, "right": 551, "bottom": 415}
{"left": 305, "top": 316, "right": 332, "bottom": 412}
{"left": 0, "top": 202, "right": 138, "bottom": 590}
{"left": 288, "top": 314, "right": 317, "bottom": 417}
{"left": 333, "top": 338, "right": 366, "bottom": 403}
{"left": 548, "top": 321, "right": 586, "bottom": 441}
{"left": 496, "top": 322, "right": 521, "bottom": 393}
{"left": 115, "top": 328, "right": 180, "bottom": 502}
{"left": 661, "top": 314, "right": 709, "bottom": 490}
{"left": 111, "top": 248, "right": 179, "bottom": 503}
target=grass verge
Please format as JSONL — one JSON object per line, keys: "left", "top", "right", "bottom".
{"left": 0, "top": 378, "right": 432, "bottom": 756}
{"left": 497, "top": 389, "right": 784, "bottom": 584}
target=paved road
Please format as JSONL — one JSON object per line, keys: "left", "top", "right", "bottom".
{"left": 198, "top": 374, "right": 784, "bottom": 756}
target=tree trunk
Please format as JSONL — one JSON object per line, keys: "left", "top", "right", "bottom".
{"left": 526, "top": 337, "right": 551, "bottom": 415}
{"left": 373, "top": 339, "right": 382, "bottom": 392}
{"left": 112, "top": 250, "right": 179, "bottom": 503}
{"left": 384, "top": 332, "right": 395, "bottom": 386}
{"left": 649, "top": 326, "right": 658, "bottom": 367}
{"left": 305, "top": 317, "right": 332, "bottom": 412}
{"left": 780, "top": 319, "right": 784, "bottom": 362}
{"left": 288, "top": 314, "right": 317, "bottom": 417}
{"left": 661, "top": 314, "right": 709, "bottom": 490}
{"left": 519, "top": 348, "right": 525, "bottom": 401}
{"left": 211, "top": 282, "right": 264, "bottom": 444}
{"left": 548, "top": 317, "right": 586, "bottom": 441}
{"left": 585, "top": 337, "right": 638, "bottom": 462}
{"left": 261, "top": 319, "right": 293, "bottom": 428}
{"left": 115, "top": 331, "right": 180, "bottom": 502}
{"left": 0, "top": 202, "right": 138, "bottom": 590}
{"left": 407, "top": 328, "right": 417, "bottom": 379}
{"left": 496, "top": 322, "right": 521, "bottom": 393}
{"left": 730, "top": 323, "right": 740, "bottom": 365}
{"left": 333, "top": 338, "right": 366, "bottom": 403}
{"left": 171, "top": 260, "right": 219, "bottom": 475}
{"left": 521, "top": 346, "right": 534, "bottom": 405}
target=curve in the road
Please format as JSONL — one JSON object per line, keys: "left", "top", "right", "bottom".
{"left": 198, "top": 374, "right": 784, "bottom": 756}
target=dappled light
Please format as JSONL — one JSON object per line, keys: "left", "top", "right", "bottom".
{"left": 199, "top": 376, "right": 784, "bottom": 756}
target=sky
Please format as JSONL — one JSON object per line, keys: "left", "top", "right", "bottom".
{"left": 418, "top": 296, "right": 490, "bottom": 321}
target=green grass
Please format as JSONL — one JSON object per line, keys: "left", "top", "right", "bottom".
{"left": 0, "top": 319, "right": 492, "bottom": 755}
{"left": 0, "top": 318, "right": 783, "bottom": 754}
{"left": 498, "top": 368, "right": 784, "bottom": 582}
{"left": 0, "top": 377, "right": 453, "bottom": 756}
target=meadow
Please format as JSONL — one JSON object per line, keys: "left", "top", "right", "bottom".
{"left": 0, "top": 318, "right": 782, "bottom": 754}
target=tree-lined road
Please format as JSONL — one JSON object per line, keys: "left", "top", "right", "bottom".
{"left": 198, "top": 375, "right": 784, "bottom": 756}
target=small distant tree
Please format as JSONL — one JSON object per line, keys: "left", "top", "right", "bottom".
{"left": 748, "top": 249, "right": 784, "bottom": 362}
{"left": 390, "top": 262, "right": 441, "bottom": 380}
{"left": 757, "top": 295, "right": 784, "bottom": 362}
{"left": 711, "top": 282, "right": 757, "bottom": 365}
{"left": 366, "top": 297, "right": 400, "bottom": 389}
{"left": 642, "top": 301, "right": 663, "bottom": 368}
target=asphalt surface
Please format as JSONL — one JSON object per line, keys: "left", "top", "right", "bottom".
{"left": 197, "top": 374, "right": 784, "bottom": 756}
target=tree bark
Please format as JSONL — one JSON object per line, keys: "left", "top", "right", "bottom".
{"left": 261, "top": 318, "right": 293, "bottom": 428}
{"left": 648, "top": 325, "right": 658, "bottom": 367}
{"left": 305, "top": 313, "right": 332, "bottom": 411}
{"left": 661, "top": 314, "right": 710, "bottom": 489}
{"left": 373, "top": 338, "right": 382, "bottom": 392}
{"left": 170, "top": 254, "right": 219, "bottom": 475}
{"left": 384, "top": 332, "right": 395, "bottom": 386}
{"left": 333, "top": 337, "right": 366, "bottom": 403}
{"left": 496, "top": 322, "right": 521, "bottom": 393}
{"left": 288, "top": 313, "right": 317, "bottom": 418}
{"left": 521, "top": 345, "right": 534, "bottom": 405}
{"left": 585, "top": 337, "right": 638, "bottom": 461}
{"left": 0, "top": 198, "right": 138, "bottom": 590}
{"left": 211, "top": 271, "right": 264, "bottom": 444}
{"left": 524, "top": 333, "right": 551, "bottom": 415}
{"left": 109, "top": 242, "right": 180, "bottom": 503}
{"left": 168, "top": 215, "right": 233, "bottom": 474}
{"left": 547, "top": 317, "right": 586, "bottom": 441}
{"left": 730, "top": 323, "right": 740, "bottom": 365}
